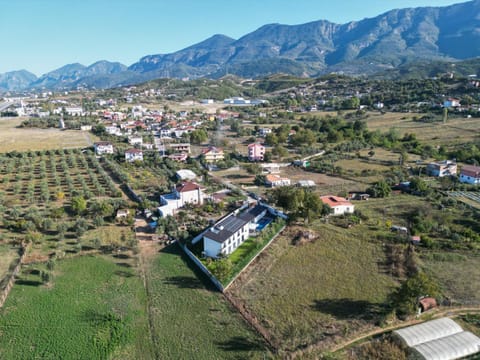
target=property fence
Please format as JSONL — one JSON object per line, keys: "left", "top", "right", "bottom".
{"left": 222, "top": 225, "right": 286, "bottom": 292}
{"left": 0, "top": 244, "right": 29, "bottom": 308}
{"left": 177, "top": 242, "right": 225, "bottom": 292}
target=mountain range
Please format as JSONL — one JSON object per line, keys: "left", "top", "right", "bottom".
{"left": 1, "top": 0, "right": 480, "bottom": 92}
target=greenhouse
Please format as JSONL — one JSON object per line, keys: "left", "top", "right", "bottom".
{"left": 393, "top": 318, "right": 480, "bottom": 360}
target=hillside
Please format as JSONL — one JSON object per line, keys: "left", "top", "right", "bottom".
{"left": 1, "top": 0, "right": 480, "bottom": 91}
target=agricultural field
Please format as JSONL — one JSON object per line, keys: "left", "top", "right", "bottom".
{"left": 0, "top": 117, "right": 96, "bottom": 152}
{"left": 365, "top": 112, "right": 480, "bottom": 147}
{"left": 0, "top": 149, "right": 120, "bottom": 207}
{"left": 0, "top": 255, "right": 152, "bottom": 359}
{"left": 447, "top": 191, "right": 480, "bottom": 210}
{"left": 0, "top": 149, "right": 133, "bottom": 262}
{"left": 142, "top": 243, "right": 269, "bottom": 359}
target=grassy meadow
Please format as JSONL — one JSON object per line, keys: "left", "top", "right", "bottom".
{"left": 0, "top": 117, "right": 96, "bottom": 152}
{"left": 228, "top": 222, "right": 398, "bottom": 353}
{"left": 365, "top": 112, "right": 480, "bottom": 146}
{"left": 143, "top": 244, "right": 269, "bottom": 359}
{"left": 0, "top": 255, "right": 152, "bottom": 360}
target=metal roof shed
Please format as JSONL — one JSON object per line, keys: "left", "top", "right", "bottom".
{"left": 412, "top": 331, "right": 480, "bottom": 360}
{"left": 393, "top": 318, "right": 480, "bottom": 360}
{"left": 394, "top": 318, "right": 463, "bottom": 347}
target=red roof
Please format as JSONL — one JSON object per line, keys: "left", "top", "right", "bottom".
{"left": 202, "top": 146, "right": 223, "bottom": 154}
{"left": 461, "top": 165, "right": 480, "bottom": 178}
{"left": 176, "top": 182, "right": 201, "bottom": 193}
{"left": 125, "top": 148, "right": 142, "bottom": 154}
{"left": 94, "top": 141, "right": 112, "bottom": 146}
{"left": 419, "top": 297, "right": 437, "bottom": 312}
{"left": 320, "top": 195, "right": 353, "bottom": 208}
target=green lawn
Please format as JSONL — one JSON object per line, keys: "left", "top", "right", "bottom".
{"left": 144, "top": 244, "right": 269, "bottom": 359}
{"left": 0, "top": 255, "right": 152, "bottom": 360}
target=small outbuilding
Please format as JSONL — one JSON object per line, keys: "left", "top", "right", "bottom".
{"left": 393, "top": 317, "right": 480, "bottom": 360}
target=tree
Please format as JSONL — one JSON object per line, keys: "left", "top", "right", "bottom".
{"left": 189, "top": 129, "right": 208, "bottom": 144}
{"left": 367, "top": 180, "right": 391, "bottom": 198}
{"left": 71, "top": 196, "right": 87, "bottom": 215}
{"left": 301, "top": 191, "right": 324, "bottom": 223}
{"left": 392, "top": 271, "right": 440, "bottom": 317}
{"left": 244, "top": 163, "right": 262, "bottom": 175}
{"left": 410, "top": 177, "right": 429, "bottom": 195}
{"left": 265, "top": 133, "right": 279, "bottom": 146}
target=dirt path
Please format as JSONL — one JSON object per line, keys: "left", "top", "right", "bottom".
{"left": 137, "top": 239, "right": 163, "bottom": 360}
{"left": 288, "top": 306, "right": 480, "bottom": 359}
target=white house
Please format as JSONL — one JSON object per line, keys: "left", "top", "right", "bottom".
{"left": 158, "top": 182, "right": 205, "bottom": 217}
{"left": 320, "top": 195, "right": 354, "bottom": 216}
{"left": 65, "top": 107, "right": 84, "bottom": 116}
{"left": 106, "top": 125, "right": 122, "bottom": 136}
{"left": 459, "top": 165, "right": 480, "bottom": 184}
{"left": 176, "top": 169, "right": 197, "bottom": 181}
{"left": 94, "top": 141, "right": 114, "bottom": 155}
{"left": 203, "top": 205, "right": 268, "bottom": 258}
{"left": 128, "top": 136, "right": 143, "bottom": 146}
{"left": 258, "top": 128, "right": 272, "bottom": 137}
{"left": 265, "top": 174, "right": 291, "bottom": 187}
{"left": 125, "top": 148, "right": 143, "bottom": 162}
{"left": 426, "top": 160, "right": 457, "bottom": 177}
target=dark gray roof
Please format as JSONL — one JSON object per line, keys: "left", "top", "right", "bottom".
{"left": 204, "top": 214, "right": 248, "bottom": 243}
{"left": 239, "top": 205, "right": 267, "bottom": 222}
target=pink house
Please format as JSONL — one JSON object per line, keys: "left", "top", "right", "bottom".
{"left": 248, "top": 143, "right": 265, "bottom": 162}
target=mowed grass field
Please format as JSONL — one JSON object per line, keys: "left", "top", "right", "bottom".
{"left": 365, "top": 112, "right": 480, "bottom": 146}
{"left": 143, "top": 244, "right": 269, "bottom": 359}
{"left": 0, "top": 117, "right": 96, "bottom": 152}
{"left": 0, "top": 255, "right": 153, "bottom": 359}
{"left": 228, "top": 223, "right": 398, "bottom": 353}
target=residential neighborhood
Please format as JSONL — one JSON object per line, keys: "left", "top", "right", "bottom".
{"left": 1, "top": 36, "right": 480, "bottom": 360}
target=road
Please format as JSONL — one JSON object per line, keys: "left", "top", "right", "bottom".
{"left": 0, "top": 102, "right": 16, "bottom": 112}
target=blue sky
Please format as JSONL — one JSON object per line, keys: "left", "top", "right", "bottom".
{"left": 0, "top": 0, "right": 465, "bottom": 75}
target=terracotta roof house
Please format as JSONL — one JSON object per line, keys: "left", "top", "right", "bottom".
{"left": 459, "top": 165, "right": 480, "bottom": 184}
{"left": 202, "top": 146, "right": 224, "bottom": 163}
{"left": 265, "top": 174, "right": 291, "bottom": 187}
{"left": 320, "top": 195, "right": 354, "bottom": 216}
